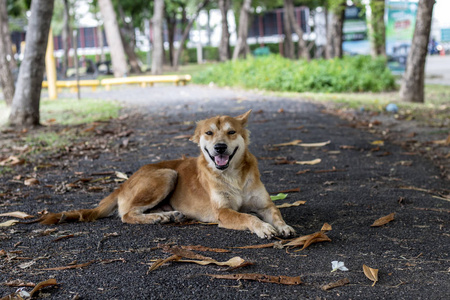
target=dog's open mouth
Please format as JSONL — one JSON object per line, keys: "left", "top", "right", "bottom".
{"left": 205, "top": 147, "right": 239, "bottom": 170}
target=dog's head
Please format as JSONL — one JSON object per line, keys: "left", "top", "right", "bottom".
{"left": 190, "top": 110, "right": 251, "bottom": 171}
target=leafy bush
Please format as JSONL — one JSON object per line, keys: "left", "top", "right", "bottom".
{"left": 193, "top": 55, "right": 397, "bottom": 93}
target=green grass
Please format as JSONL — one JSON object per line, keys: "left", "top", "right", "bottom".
{"left": 39, "top": 98, "right": 121, "bottom": 125}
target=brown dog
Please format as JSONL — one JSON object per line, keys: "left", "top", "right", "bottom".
{"left": 40, "top": 110, "right": 295, "bottom": 239}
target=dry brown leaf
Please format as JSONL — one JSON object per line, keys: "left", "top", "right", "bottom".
{"left": 3, "top": 279, "right": 36, "bottom": 287}
{"left": 371, "top": 213, "right": 395, "bottom": 227}
{"left": 206, "top": 273, "right": 301, "bottom": 285}
{"left": 298, "top": 140, "right": 331, "bottom": 147}
{"left": 274, "top": 187, "right": 301, "bottom": 193}
{"left": 0, "top": 156, "right": 24, "bottom": 166}
{"left": 40, "top": 260, "right": 95, "bottom": 271}
{"left": 29, "top": 278, "right": 58, "bottom": 297}
{"left": 175, "top": 256, "right": 247, "bottom": 268}
{"left": 148, "top": 255, "right": 181, "bottom": 272}
{"left": 0, "top": 220, "right": 18, "bottom": 227}
{"left": 321, "top": 223, "right": 332, "bottom": 232}
{"left": 322, "top": 278, "right": 350, "bottom": 290}
{"left": 284, "top": 231, "right": 331, "bottom": 250}
{"left": 363, "top": 264, "right": 379, "bottom": 286}
{"left": 180, "top": 245, "right": 230, "bottom": 253}
{"left": 232, "top": 240, "right": 290, "bottom": 249}
{"left": 296, "top": 169, "right": 311, "bottom": 174}
{"left": 0, "top": 211, "right": 33, "bottom": 219}
{"left": 161, "top": 245, "right": 213, "bottom": 260}
{"left": 173, "top": 134, "right": 192, "bottom": 140}
{"left": 273, "top": 139, "right": 303, "bottom": 147}
{"left": 295, "top": 158, "right": 321, "bottom": 165}
{"left": 276, "top": 200, "right": 306, "bottom": 209}
{"left": 24, "top": 178, "right": 39, "bottom": 186}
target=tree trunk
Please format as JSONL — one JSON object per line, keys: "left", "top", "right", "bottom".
{"left": 97, "top": 25, "right": 106, "bottom": 61}
{"left": 173, "top": 0, "right": 209, "bottom": 70}
{"left": 98, "top": 0, "right": 128, "bottom": 77}
{"left": 8, "top": 0, "right": 54, "bottom": 127}
{"left": 165, "top": 12, "right": 176, "bottom": 67}
{"left": 219, "top": 0, "right": 231, "bottom": 61}
{"left": 62, "top": 0, "right": 71, "bottom": 78}
{"left": 369, "top": 0, "right": 386, "bottom": 57}
{"left": 326, "top": 2, "right": 346, "bottom": 59}
{"left": 1, "top": 0, "right": 16, "bottom": 70}
{"left": 118, "top": 5, "right": 142, "bottom": 74}
{"left": 151, "top": 0, "right": 164, "bottom": 75}
{"left": 285, "top": 0, "right": 310, "bottom": 60}
{"left": 0, "top": 0, "right": 15, "bottom": 106}
{"left": 400, "top": 0, "right": 435, "bottom": 103}
{"left": 282, "top": 0, "right": 294, "bottom": 59}
{"left": 232, "top": 0, "right": 252, "bottom": 60}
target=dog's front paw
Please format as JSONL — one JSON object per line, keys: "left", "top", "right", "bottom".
{"left": 275, "top": 223, "right": 296, "bottom": 237}
{"left": 253, "top": 222, "right": 277, "bottom": 239}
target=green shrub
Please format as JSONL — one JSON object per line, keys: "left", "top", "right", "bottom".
{"left": 192, "top": 55, "right": 396, "bottom": 93}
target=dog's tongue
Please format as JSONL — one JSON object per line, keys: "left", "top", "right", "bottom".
{"left": 214, "top": 155, "right": 229, "bottom": 166}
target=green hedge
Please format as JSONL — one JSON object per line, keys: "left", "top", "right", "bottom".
{"left": 192, "top": 55, "right": 397, "bottom": 93}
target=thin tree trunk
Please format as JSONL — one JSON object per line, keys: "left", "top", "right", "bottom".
{"left": 0, "top": 0, "right": 16, "bottom": 70}
{"left": 232, "top": 0, "right": 252, "bottom": 60}
{"left": 97, "top": 25, "right": 106, "bottom": 61}
{"left": 62, "top": 0, "right": 71, "bottom": 78}
{"left": 400, "top": 0, "right": 435, "bottom": 103}
{"left": 369, "top": 0, "right": 386, "bottom": 57}
{"left": 173, "top": 0, "right": 209, "bottom": 70}
{"left": 98, "top": 0, "right": 128, "bottom": 77}
{"left": 8, "top": 0, "right": 54, "bottom": 126}
{"left": 0, "top": 0, "right": 15, "bottom": 106}
{"left": 326, "top": 2, "right": 346, "bottom": 59}
{"left": 165, "top": 12, "right": 176, "bottom": 66}
{"left": 118, "top": 5, "right": 142, "bottom": 74}
{"left": 219, "top": 0, "right": 231, "bottom": 61}
{"left": 283, "top": 0, "right": 294, "bottom": 59}
{"left": 285, "top": 0, "right": 310, "bottom": 60}
{"left": 152, "top": 0, "right": 164, "bottom": 75}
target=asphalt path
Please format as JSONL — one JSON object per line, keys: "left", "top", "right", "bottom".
{"left": 1, "top": 85, "right": 449, "bottom": 299}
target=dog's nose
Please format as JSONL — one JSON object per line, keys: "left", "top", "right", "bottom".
{"left": 214, "top": 143, "right": 227, "bottom": 154}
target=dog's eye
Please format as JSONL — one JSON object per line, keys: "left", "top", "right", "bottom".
{"left": 205, "top": 131, "right": 213, "bottom": 136}
{"left": 228, "top": 130, "right": 236, "bottom": 135}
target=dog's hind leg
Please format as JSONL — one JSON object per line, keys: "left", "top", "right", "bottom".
{"left": 118, "top": 168, "right": 184, "bottom": 224}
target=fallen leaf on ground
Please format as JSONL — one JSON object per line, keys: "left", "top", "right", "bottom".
{"left": 321, "top": 223, "right": 332, "bottom": 232}
{"left": 295, "top": 158, "right": 321, "bottom": 165}
{"left": 173, "top": 134, "right": 192, "bottom": 140}
{"left": 115, "top": 171, "right": 128, "bottom": 180}
{"left": 296, "top": 169, "right": 311, "bottom": 174}
{"left": 3, "top": 280, "right": 36, "bottom": 287}
{"left": 371, "top": 213, "right": 395, "bottom": 227}
{"left": 180, "top": 245, "right": 230, "bottom": 253}
{"left": 274, "top": 187, "right": 301, "bottom": 193}
{"left": 322, "top": 278, "right": 350, "bottom": 290}
{"left": 24, "top": 178, "right": 39, "bottom": 186}
{"left": 206, "top": 273, "right": 301, "bottom": 285}
{"left": 40, "top": 260, "right": 95, "bottom": 271}
{"left": 273, "top": 139, "right": 303, "bottom": 147}
{"left": 331, "top": 261, "right": 349, "bottom": 272}
{"left": 363, "top": 264, "right": 379, "bottom": 286}
{"left": 270, "top": 193, "right": 288, "bottom": 201}
{"left": 29, "top": 278, "right": 58, "bottom": 297}
{"left": 0, "top": 220, "right": 18, "bottom": 227}
{"left": 370, "top": 140, "right": 384, "bottom": 146}
{"left": 174, "top": 256, "right": 249, "bottom": 268}
{"left": 298, "top": 140, "right": 331, "bottom": 147}
{"left": 148, "top": 255, "right": 181, "bottom": 272}
{"left": 0, "top": 156, "right": 24, "bottom": 166}
{"left": 284, "top": 231, "right": 331, "bottom": 251}
{"left": 232, "top": 240, "right": 289, "bottom": 249}
{"left": 0, "top": 211, "right": 33, "bottom": 219}
{"left": 339, "top": 145, "right": 357, "bottom": 150}
{"left": 276, "top": 201, "right": 306, "bottom": 209}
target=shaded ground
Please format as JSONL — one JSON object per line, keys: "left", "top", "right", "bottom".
{"left": 1, "top": 86, "right": 449, "bottom": 299}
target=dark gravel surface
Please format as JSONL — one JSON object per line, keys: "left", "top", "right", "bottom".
{"left": 1, "top": 85, "right": 449, "bottom": 299}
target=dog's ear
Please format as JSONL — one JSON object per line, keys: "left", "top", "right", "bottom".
{"left": 189, "top": 120, "right": 204, "bottom": 144}
{"left": 235, "top": 110, "right": 252, "bottom": 125}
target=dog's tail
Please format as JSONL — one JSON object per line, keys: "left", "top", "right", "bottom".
{"left": 39, "top": 189, "right": 120, "bottom": 225}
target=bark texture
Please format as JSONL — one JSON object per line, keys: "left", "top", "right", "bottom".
{"left": 370, "top": 0, "right": 386, "bottom": 57}
{"left": 232, "top": 0, "right": 252, "bottom": 60}
{"left": 219, "top": 0, "right": 231, "bottom": 61}
{"left": 285, "top": 0, "right": 309, "bottom": 60}
{"left": 283, "top": 0, "right": 294, "bottom": 59}
{"left": 325, "top": 2, "right": 345, "bottom": 59}
{"left": 98, "top": 0, "right": 128, "bottom": 77}
{"left": 8, "top": 0, "right": 54, "bottom": 126}
{"left": 118, "top": 5, "right": 142, "bottom": 74}
{"left": 61, "top": 0, "right": 71, "bottom": 77}
{"left": 0, "top": 0, "right": 15, "bottom": 105}
{"left": 400, "top": 0, "right": 435, "bottom": 103}
{"left": 151, "top": 0, "right": 164, "bottom": 75}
